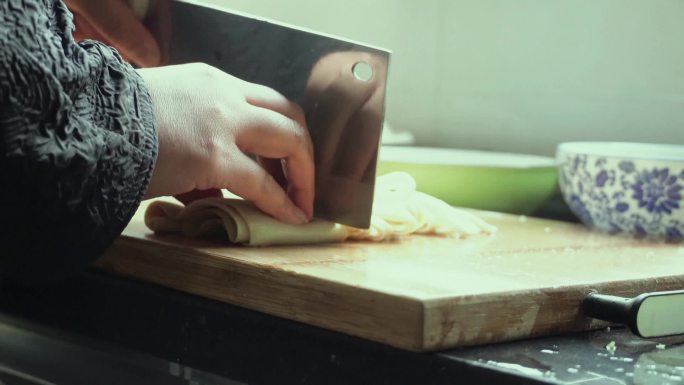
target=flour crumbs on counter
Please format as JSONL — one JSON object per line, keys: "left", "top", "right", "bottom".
{"left": 486, "top": 361, "right": 544, "bottom": 377}
{"left": 656, "top": 343, "right": 667, "bottom": 350}
{"left": 609, "top": 356, "right": 634, "bottom": 363}
{"left": 605, "top": 341, "right": 617, "bottom": 353}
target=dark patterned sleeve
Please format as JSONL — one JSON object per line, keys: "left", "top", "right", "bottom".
{"left": 0, "top": 0, "right": 158, "bottom": 284}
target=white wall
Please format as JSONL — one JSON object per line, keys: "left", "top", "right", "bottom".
{"left": 198, "top": 0, "right": 684, "bottom": 155}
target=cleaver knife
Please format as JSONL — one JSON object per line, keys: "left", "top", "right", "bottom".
{"left": 165, "top": 0, "right": 391, "bottom": 229}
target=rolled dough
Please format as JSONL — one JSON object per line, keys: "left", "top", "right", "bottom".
{"left": 144, "top": 172, "right": 497, "bottom": 246}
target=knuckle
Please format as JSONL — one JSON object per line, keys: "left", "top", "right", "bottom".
{"left": 202, "top": 135, "right": 233, "bottom": 169}
{"left": 289, "top": 123, "right": 307, "bottom": 147}
{"left": 280, "top": 115, "right": 308, "bottom": 147}
{"left": 202, "top": 135, "right": 221, "bottom": 160}
{"left": 292, "top": 103, "right": 307, "bottom": 126}
{"left": 206, "top": 102, "right": 228, "bottom": 122}
{"left": 192, "top": 62, "right": 220, "bottom": 78}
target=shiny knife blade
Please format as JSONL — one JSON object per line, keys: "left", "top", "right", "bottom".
{"left": 166, "top": 0, "right": 390, "bottom": 229}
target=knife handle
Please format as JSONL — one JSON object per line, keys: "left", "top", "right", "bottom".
{"left": 582, "top": 290, "right": 684, "bottom": 338}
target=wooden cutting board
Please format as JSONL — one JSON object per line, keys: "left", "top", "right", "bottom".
{"left": 95, "top": 201, "right": 684, "bottom": 352}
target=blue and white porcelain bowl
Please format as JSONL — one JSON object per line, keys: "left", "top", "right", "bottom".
{"left": 557, "top": 142, "right": 684, "bottom": 242}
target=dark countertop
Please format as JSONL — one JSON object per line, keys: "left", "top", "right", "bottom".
{"left": 1, "top": 271, "right": 682, "bottom": 385}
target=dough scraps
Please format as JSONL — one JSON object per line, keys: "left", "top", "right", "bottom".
{"left": 144, "top": 172, "right": 497, "bottom": 246}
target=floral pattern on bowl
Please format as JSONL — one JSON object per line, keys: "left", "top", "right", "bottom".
{"left": 558, "top": 153, "right": 683, "bottom": 242}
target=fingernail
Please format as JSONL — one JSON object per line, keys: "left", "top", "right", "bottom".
{"left": 291, "top": 206, "right": 309, "bottom": 225}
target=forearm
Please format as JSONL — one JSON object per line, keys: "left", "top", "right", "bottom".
{"left": 0, "top": 0, "right": 158, "bottom": 284}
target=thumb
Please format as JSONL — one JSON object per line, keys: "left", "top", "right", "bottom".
{"left": 69, "top": 0, "right": 161, "bottom": 67}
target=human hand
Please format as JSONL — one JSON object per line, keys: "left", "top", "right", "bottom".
{"left": 66, "top": 0, "right": 170, "bottom": 67}
{"left": 138, "top": 63, "right": 314, "bottom": 224}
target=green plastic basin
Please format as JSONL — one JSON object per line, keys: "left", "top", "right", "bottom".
{"left": 377, "top": 146, "right": 559, "bottom": 215}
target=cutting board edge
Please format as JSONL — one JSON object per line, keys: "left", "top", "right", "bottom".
{"left": 418, "top": 274, "right": 684, "bottom": 351}
{"left": 96, "top": 236, "right": 428, "bottom": 351}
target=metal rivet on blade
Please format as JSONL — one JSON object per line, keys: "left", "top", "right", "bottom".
{"left": 352, "top": 61, "right": 373, "bottom": 82}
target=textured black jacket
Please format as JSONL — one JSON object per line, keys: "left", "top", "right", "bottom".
{"left": 0, "top": 0, "right": 158, "bottom": 284}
